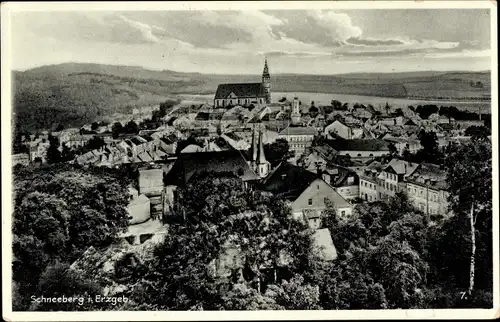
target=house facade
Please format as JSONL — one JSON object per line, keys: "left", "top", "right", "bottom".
{"left": 278, "top": 126, "right": 317, "bottom": 157}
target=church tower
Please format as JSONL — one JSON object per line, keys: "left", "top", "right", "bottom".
{"left": 291, "top": 96, "right": 301, "bottom": 125}
{"left": 262, "top": 58, "right": 271, "bottom": 104}
{"left": 249, "top": 124, "right": 270, "bottom": 178}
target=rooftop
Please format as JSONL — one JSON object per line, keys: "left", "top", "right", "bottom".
{"left": 279, "top": 125, "right": 318, "bottom": 136}
{"left": 326, "top": 139, "right": 390, "bottom": 152}
{"left": 214, "top": 83, "right": 265, "bottom": 99}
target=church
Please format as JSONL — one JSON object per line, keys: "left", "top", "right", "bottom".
{"left": 213, "top": 59, "right": 271, "bottom": 108}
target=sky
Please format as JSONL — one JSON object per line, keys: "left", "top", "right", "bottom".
{"left": 10, "top": 8, "right": 492, "bottom": 74}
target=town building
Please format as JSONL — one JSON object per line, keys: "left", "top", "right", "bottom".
{"left": 213, "top": 59, "right": 271, "bottom": 108}
{"left": 405, "top": 163, "right": 450, "bottom": 215}
{"left": 260, "top": 162, "right": 353, "bottom": 226}
{"left": 163, "top": 150, "right": 261, "bottom": 215}
{"left": 278, "top": 125, "right": 317, "bottom": 157}
{"left": 324, "top": 120, "right": 373, "bottom": 140}
{"left": 325, "top": 139, "right": 390, "bottom": 159}
{"left": 358, "top": 159, "right": 420, "bottom": 202}
{"left": 12, "top": 153, "right": 30, "bottom": 166}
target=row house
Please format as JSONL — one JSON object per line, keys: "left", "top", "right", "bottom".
{"left": 405, "top": 163, "right": 450, "bottom": 215}
{"left": 358, "top": 159, "right": 419, "bottom": 202}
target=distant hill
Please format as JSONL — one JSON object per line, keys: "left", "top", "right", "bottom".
{"left": 12, "top": 63, "right": 491, "bottom": 133}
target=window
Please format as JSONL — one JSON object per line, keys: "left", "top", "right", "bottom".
{"left": 341, "top": 211, "right": 346, "bottom": 217}
{"left": 369, "top": 195, "right": 373, "bottom": 201}
{"left": 308, "top": 198, "right": 313, "bottom": 205}
{"left": 357, "top": 153, "right": 362, "bottom": 157}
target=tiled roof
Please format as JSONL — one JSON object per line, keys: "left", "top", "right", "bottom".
{"left": 279, "top": 125, "right": 318, "bottom": 136}
{"left": 260, "top": 162, "right": 318, "bottom": 201}
{"left": 326, "top": 139, "right": 390, "bottom": 152}
{"left": 406, "top": 162, "right": 448, "bottom": 190}
{"left": 138, "top": 152, "right": 154, "bottom": 163}
{"left": 385, "top": 159, "right": 419, "bottom": 176}
{"left": 214, "top": 83, "right": 265, "bottom": 99}
{"left": 164, "top": 150, "right": 259, "bottom": 186}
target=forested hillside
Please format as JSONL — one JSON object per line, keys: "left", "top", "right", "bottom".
{"left": 12, "top": 63, "right": 491, "bottom": 133}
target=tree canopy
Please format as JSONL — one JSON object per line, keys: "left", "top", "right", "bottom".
{"left": 12, "top": 164, "right": 130, "bottom": 310}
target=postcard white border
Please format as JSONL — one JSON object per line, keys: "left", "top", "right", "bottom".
{"left": 2, "top": 1, "right": 498, "bottom": 320}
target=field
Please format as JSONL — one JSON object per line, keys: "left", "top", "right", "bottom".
{"left": 12, "top": 63, "right": 491, "bottom": 133}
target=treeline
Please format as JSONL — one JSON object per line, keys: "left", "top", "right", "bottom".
{"left": 410, "top": 104, "right": 491, "bottom": 126}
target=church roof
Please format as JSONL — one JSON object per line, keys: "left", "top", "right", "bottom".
{"left": 214, "top": 83, "right": 265, "bottom": 99}
{"left": 164, "top": 150, "right": 260, "bottom": 186}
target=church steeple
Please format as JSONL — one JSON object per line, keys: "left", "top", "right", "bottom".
{"left": 262, "top": 58, "right": 271, "bottom": 104}
{"left": 262, "top": 58, "right": 270, "bottom": 78}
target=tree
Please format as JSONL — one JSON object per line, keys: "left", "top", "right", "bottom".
{"left": 464, "top": 126, "right": 489, "bottom": 139}
{"left": 331, "top": 100, "right": 343, "bottom": 110}
{"left": 60, "top": 143, "right": 75, "bottom": 162}
{"left": 417, "top": 130, "right": 442, "bottom": 164}
{"left": 46, "top": 135, "right": 61, "bottom": 164}
{"left": 309, "top": 105, "right": 319, "bottom": 118}
{"left": 54, "top": 124, "right": 64, "bottom": 132}
{"left": 394, "top": 108, "right": 404, "bottom": 117}
{"left": 415, "top": 105, "right": 439, "bottom": 120}
{"left": 124, "top": 120, "right": 139, "bottom": 134}
{"left": 264, "top": 138, "right": 293, "bottom": 167}
{"left": 388, "top": 143, "right": 398, "bottom": 156}
{"left": 135, "top": 172, "right": 318, "bottom": 310}
{"left": 84, "top": 136, "right": 106, "bottom": 152}
{"left": 111, "top": 122, "right": 123, "bottom": 139}
{"left": 265, "top": 275, "right": 321, "bottom": 309}
{"left": 445, "top": 138, "right": 492, "bottom": 296}
{"left": 91, "top": 122, "right": 99, "bottom": 131}
{"left": 322, "top": 104, "right": 334, "bottom": 115}
{"left": 12, "top": 164, "right": 130, "bottom": 310}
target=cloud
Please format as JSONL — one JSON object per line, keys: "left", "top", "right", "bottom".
{"left": 307, "top": 10, "right": 362, "bottom": 41}
{"left": 109, "top": 15, "right": 161, "bottom": 44}
{"left": 12, "top": 9, "right": 490, "bottom": 71}
{"left": 346, "top": 37, "right": 406, "bottom": 46}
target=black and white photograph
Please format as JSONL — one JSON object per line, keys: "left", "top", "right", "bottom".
{"left": 2, "top": 1, "right": 498, "bottom": 320}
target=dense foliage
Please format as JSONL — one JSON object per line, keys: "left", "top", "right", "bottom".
{"left": 12, "top": 164, "right": 131, "bottom": 310}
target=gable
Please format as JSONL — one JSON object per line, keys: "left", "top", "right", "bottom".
{"left": 292, "top": 178, "right": 351, "bottom": 211}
